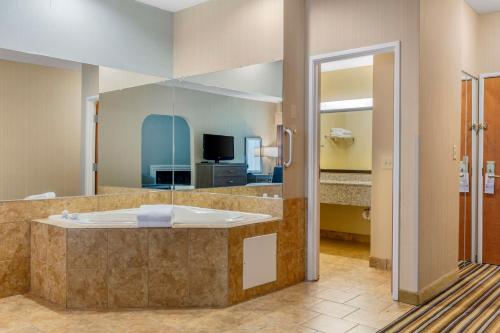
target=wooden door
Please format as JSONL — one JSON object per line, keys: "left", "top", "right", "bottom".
{"left": 459, "top": 80, "right": 473, "bottom": 261}
{"left": 482, "top": 76, "right": 500, "bottom": 265}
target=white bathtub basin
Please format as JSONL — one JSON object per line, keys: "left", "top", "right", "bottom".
{"left": 47, "top": 205, "right": 275, "bottom": 228}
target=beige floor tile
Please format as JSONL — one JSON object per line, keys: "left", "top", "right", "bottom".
{"left": 302, "top": 314, "right": 357, "bottom": 333}
{"left": 344, "top": 294, "right": 395, "bottom": 312}
{"left": 0, "top": 313, "right": 32, "bottom": 333}
{"left": 346, "top": 324, "right": 378, "bottom": 333}
{"left": 308, "top": 300, "right": 358, "bottom": 318}
{"left": 342, "top": 308, "right": 404, "bottom": 330}
{"left": 313, "top": 289, "right": 360, "bottom": 303}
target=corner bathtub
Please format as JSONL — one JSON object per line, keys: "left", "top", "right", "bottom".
{"left": 46, "top": 205, "right": 276, "bottom": 229}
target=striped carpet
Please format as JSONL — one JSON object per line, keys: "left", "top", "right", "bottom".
{"left": 380, "top": 262, "right": 500, "bottom": 332}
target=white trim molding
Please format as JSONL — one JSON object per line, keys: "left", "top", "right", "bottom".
{"left": 307, "top": 42, "right": 402, "bottom": 301}
{"left": 83, "top": 95, "right": 99, "bottom": 196}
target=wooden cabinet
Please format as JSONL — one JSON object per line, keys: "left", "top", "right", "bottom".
{"left": 195, "top": 163, "right": 247, "bottom": 188}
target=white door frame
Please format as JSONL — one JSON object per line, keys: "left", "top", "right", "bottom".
{"left": 477, "top": 72, "right": 500, "bottom": 264}
{"left": 83, "top": 95, "right": 99, "bottom": 196}
{"left": 307, "top": 42, "right": 401, "bottom": 301}
{"left": 470, "top": 75, "right": 479, "bottom": 264}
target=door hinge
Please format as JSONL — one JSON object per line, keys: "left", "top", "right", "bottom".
{"left": 92, "top": 163, "right": 98, "bottom": 172}
{"left": 93, "top": 114, "right": 99, "bottom": 123}
{"left": 472, "top": 123, "right": 488, "bottom": 133}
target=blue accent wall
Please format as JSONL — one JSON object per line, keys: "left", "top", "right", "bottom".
{"left": 141, "top": 115, "right": 190, "bottom": 185}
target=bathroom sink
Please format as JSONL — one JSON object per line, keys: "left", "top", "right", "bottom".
{"left": 319, "top": 173, "right": 371, "bottom": 206}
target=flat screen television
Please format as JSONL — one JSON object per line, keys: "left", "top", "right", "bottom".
{"left": 203, "top": 134, "right": 234, "bottom": 163}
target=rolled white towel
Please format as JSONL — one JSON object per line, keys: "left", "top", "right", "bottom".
{"left": 137, "top": 205, "right": 174, "bottom": 228}
{"left": 24, "top": 192, "right": 56, "bottom": 200}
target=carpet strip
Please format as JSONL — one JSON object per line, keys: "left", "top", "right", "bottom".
{"left": 380, "top": 262, "right": 500, "bottom": 333}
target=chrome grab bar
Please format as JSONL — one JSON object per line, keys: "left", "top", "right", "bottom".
{"left": 284, "top": 128, "right": 294, "bottom": 168}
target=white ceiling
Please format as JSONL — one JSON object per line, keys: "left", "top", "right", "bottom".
{"left": 135, "top": 0, "right": 210, "bottom": 12}
{"left": 466, "top": 0, "right": 500, "bottom": 14}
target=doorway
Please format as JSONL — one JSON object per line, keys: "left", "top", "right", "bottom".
{"left": 307, "top": 42, "right": 401, "bottom": 301}
{"left": 478, "top": 73, "right": 500, "bottom": 265}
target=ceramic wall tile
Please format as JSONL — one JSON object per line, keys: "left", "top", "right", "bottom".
{"left": 45, "top": 226, "right": 66, "bottom": 305}
{"left": 67, "top": 269, "right": 107, "bottom": 309}
{"left": 148, "top": 267, "right": 189, "bottom": 307}
{"left": 30, "top": 223, "right": 48, "bottom": 264}
{"left": 67, "top": 229, "right": 107, "bottom": 270}
{"left": 188, "top": 229, "right": 228, "bottom": 269}
{"left": 0, "top": 201, "right": 29, "bottom": 223}
{"left": 31, "top": 197, "right": 98, "bottom": 219}
{"left": 0, "top": 222, "right": 30, "bottom": 261}
{"left": 108, "top": 267, "right": 148, "bottom": 308}
{"left": 107, "top": 229, "right": 148, "bottom": 269}
{"left": 143, "top": 191, "right": 173, "bottom": 205}
{"left": 188, "top": 266, "right": 228, "bottom": 307}
{"left": 97, "top": 194, "right": 145, "bottom": 211}
{"left": 0, "top": 257, "right": 30, "bottom": 298}
{"left": 173, "top": 191, "right": 212, "bottom": 208}
{"left": 148, "top": 229, "right": 188, "bottom": 270}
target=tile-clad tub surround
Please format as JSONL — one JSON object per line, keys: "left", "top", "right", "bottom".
{"left": 0, "top": 191, "right": 283, "bottom": 299}
{"left": 30, "top": 212, "right": 304, "bottom": 310}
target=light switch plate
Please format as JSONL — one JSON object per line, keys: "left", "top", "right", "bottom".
{"left": 453, "top": 145, "right": 458, "bottom": 160}
{"left": 382, "top": 158, "right": 393, "bottom": 170}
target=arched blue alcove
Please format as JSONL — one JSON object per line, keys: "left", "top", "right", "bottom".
{"left": 141, "top": 114, "right": 191, "bottom": 187}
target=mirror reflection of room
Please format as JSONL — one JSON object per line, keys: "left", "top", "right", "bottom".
{"left": 97, "top": 61, "right": 283, "bottom": 198}
{"left": 0, "top": 49, "right": 84, "bottom": 201}
{"left": 319, "top": 53, "right": 394, "bottom": 275}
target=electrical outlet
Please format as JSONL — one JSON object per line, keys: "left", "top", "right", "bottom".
{"left": 382, "top": 158, "right": 393, "bottom": 170}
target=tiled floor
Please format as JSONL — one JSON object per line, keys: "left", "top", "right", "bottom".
{"left": 0, "top": 239, "right": 412, "bottom": 333}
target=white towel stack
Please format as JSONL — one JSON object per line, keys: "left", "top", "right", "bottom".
{"left": 137, "top": 205, "right": 174, "bottom": 228}
{"left": 330, "top": 128, "right": 352, "bottom": 138}
{"left": 24, "top": 192, "right": 56, "bottom": 200}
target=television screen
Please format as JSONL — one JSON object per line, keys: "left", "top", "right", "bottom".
{"left": 203, "top": 134, "right": 234, "bottom": 162}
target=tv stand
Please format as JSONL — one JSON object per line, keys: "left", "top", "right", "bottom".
{"left": 195, "top": 163, "right": 247, "bottom": 188}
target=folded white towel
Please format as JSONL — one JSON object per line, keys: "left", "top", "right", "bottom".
{"left": 137, "top": 205, "right": 174, "bottom": 228}
{"left": 24, "top": 192, "right": 56, "bottom": 200}
{"left": 330, "top": 128, "right": 352, "bottom": 138}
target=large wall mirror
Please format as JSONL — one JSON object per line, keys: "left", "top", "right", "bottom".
{"left": 98, "top": 61, "right": 284, "bottom": 198}
{"left": 0, "top": 49, "right": 283, "bottom": 201}
{"left": 0, "top": 47, "right": 170, "bottom": 202}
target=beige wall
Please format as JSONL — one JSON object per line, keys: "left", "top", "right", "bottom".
{"left": 461, "top": 1, "right": 479, "bottom": 75}
{"left": 283, "top": 0, "right": 307, "bottom": 199}
{"left": 320, "top": 204, "right": 370, "bottom": 235}
{"left": 478, "top": 11, "right": 500, "bottom": 74}
{"left": 173, "top": 0, "right": 283, "bottom": 78}
{"left": 371, "top": 53, "right": 395, "bottom": 263}
{"left": 321, "top": 66, "right": 373, "bottom": 101}
{"left": 308, "top": 0, "right": 420, "bottom": 292}
{"left": 0, "top": 60, "right": 81, "bottom": 201}
{"left": 419, "top": 0, "right": 461, "bottom": 290}
{"left": 320, "top": 111, "right": 373, "bottom": 170}
{"left": 98, "top": 84, "right": 277, "bottom": 188}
